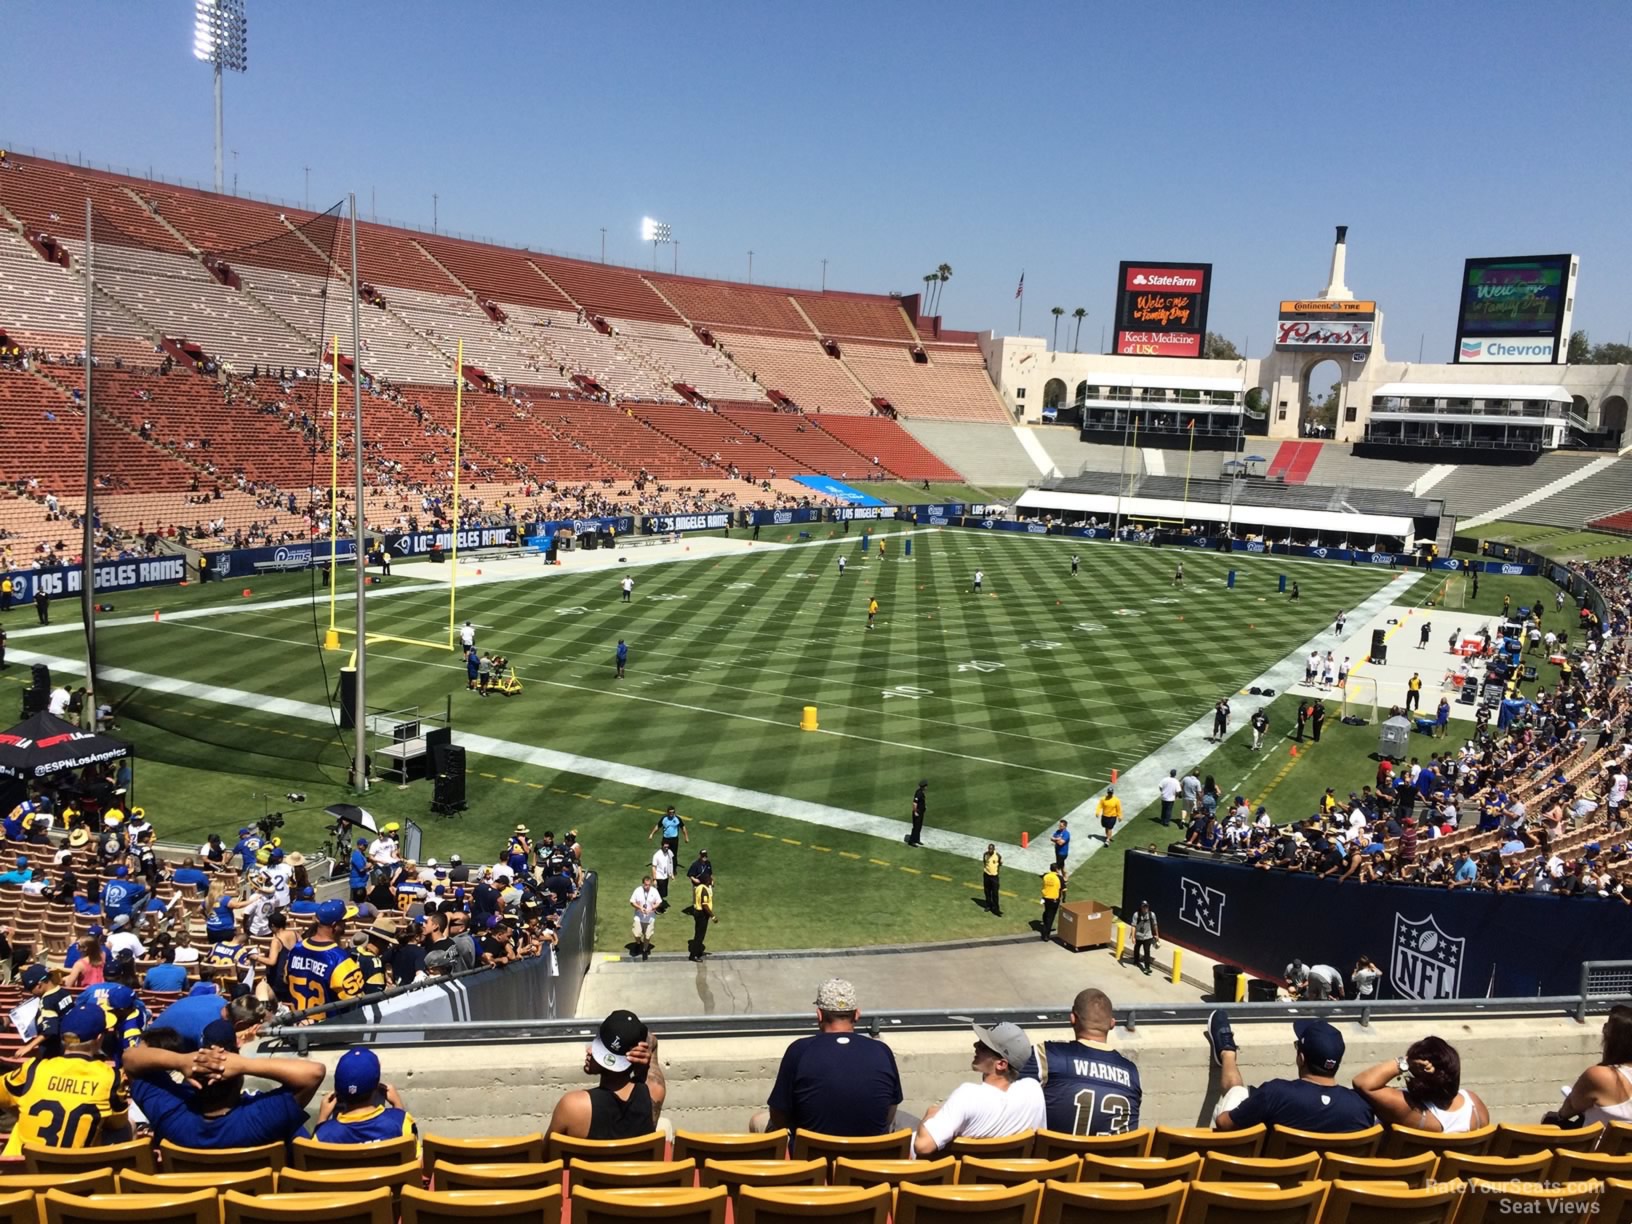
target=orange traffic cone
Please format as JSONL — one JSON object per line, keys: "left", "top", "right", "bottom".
{"left": 1021, "top": 831, "right": 1030, "bottom": 848}
{"left": 152, "top": 610, "right": 160, "bottom": 621}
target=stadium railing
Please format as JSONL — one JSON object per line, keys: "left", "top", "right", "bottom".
{"left": 258, "top": 965, "right": 1632, "bottom": 1053}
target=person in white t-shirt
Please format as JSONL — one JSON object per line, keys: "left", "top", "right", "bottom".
{"left": 1157, "top": 771, "right": 1181, "bottom": 827}
{"left": 621, "top": 575, "right": 634, "bottom": 602}
{"left": 650, "top": 844, "right": 677, "bottom": 913}
{"left": 914, "top": 1021, "right": 1046, "bottom": 1155}
{"left": 629, "top": 874, "right": 662, "bottom": 961}
{"left": 47, "top": 686, "right": 71, "bottom": 717}
{"left": 459, "top": 621, "right": 476, "bottom": 651}
{"left": 107, "top": 914, "right": 147, "bottom": 961}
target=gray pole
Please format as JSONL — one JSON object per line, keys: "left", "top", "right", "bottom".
{"left": 350, "top": 194, "right": 369, "bottom": 793}
{"left": 1113, "top": 409, "right": 1129, "bottom": 538}
{"left": 80, "top": 198, "right": 97, "bottom": 720}
{"left": 821, "top": 259, "right": 828, "bottom": 292}
{"left": 213, "top": 64, "right": 224, "bottom": 192}
{"left": 600, "top": 228, "right": 606, "bottom": 263}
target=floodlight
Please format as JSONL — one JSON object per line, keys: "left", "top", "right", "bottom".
{"left": 194, "top": 0, "right": 248, "bottom": 192}
{"left": 641, "top": 217, "right": 671, "bottom": 244}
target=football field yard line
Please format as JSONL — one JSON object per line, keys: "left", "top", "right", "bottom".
{"left": 158, "top": 616, "right": 1130, "bottom": 771}
{"left": 1050, "top": 570, "right": 1425, "bottom": 870}
{"left": 10, "top": 642, "right": 1049, "bottom": 867}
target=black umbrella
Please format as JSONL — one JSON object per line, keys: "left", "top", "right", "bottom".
{"left": 0, "top": 712, "right": 131, "bottom": 782}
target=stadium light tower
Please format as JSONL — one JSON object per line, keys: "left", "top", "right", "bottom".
{"left": 640, "top": 217, "right": 672, "bottom": 271}
{"left": 194, "top": 0, "right": 248, "bottom": 194}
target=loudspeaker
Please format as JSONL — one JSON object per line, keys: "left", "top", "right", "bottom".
{"left": 30, "top": 664, "right": 50, "bottom": 692}
{"left": 432, "top": 744, "right": 467, "bottom": 813}
{"left": 336, "top": 666, "right": 357, "bottom": 730}
{"left": 1369, "top": 628, "right": 1387, "bottom": 664}
{"left": 20, "top": 687, "right": 46, "bottom": 718}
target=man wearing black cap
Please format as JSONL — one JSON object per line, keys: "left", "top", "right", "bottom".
{"left": 284, "top": 900, "right": 363, "bottom": 1013}
{"left": 545, "top": 1009, "right": 665, "bottom": 1153}
{"left": 1205, "top": 1011, "right": 1375, "bottom": 1132}
{"left": 15, "top": 963, "right": 75, "bottom": 1060}
{"left": 905, "top": 781, "right": 927, "bottom": 846}
{"left": 686, "top": 848, "right": 713, "bottom": 894}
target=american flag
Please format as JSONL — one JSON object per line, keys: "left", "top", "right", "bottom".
{"left": 1015, "top": 272, "right": 1024, "bottom": 299}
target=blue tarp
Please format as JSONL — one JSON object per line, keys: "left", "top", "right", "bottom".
{"left": 793, "top": 476, "right": 887, "bottom": 507}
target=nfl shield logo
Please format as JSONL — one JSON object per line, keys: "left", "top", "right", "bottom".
{"left": 1391, "top": 914, "right": 1465, "bottom": 1000}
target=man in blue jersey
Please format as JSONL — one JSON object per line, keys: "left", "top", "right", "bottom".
{"left": 348, "top": 837, "right": 370, "bottom": 902}
{"left": 313, "top": 1047, "right": 418, "bottom": 1143}
{"left": 100, "top": 866, "right": 146, "bottom": 923}
{"left": 231, "top": 827, "right": 264, "bottom": 872}
{"left": 284, "top": 900, "right": 364, "bottom": 1014}
{"left": 1020, "top": 988, "right": 1142, "bottom": 1135}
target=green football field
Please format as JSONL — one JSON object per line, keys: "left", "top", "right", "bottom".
{"left": 9, "top": 529, "right": 1400, "bottom": 953}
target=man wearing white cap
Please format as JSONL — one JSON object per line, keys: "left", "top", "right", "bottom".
{"left": 914, "top": 1021, "right": 1045, "bottom": 1155}
{"left": 545, "top": 1009, "right": 665, "bottom": 1153}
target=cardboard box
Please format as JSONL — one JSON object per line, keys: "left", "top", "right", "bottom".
{"left": 1057, "top": 899, "right": 1117, "bottom": 951}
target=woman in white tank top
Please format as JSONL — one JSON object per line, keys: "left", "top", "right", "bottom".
{"left": 1353, "top": 1036, "right": 1489, "bottom": 1133}
{"left": 1551, "top": 1005, "right": 1632, "bottom": 1126}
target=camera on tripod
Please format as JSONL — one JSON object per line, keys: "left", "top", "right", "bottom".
{"left": 255, "top": 812, "right": 286, "bottom": 840}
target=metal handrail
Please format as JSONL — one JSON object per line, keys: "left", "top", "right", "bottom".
{"left": 259, "top": 984, "right": 1631, "bottom": 1053}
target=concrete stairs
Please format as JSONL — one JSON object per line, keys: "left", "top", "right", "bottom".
{"left": 121, "top": 188, "right": 202, "bottom": 256}
{"left": 786, "top": 297, "right": 879, "bottom": 403}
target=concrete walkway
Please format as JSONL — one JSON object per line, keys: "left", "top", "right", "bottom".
{"left": 575, "top": 932, "right": 1212, "bottom": 1020}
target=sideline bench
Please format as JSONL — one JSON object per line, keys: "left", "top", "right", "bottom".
{"left": 623, "top": 534, "right": 679, "bottom": 550}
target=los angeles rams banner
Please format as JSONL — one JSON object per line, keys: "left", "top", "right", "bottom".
{"left": 2, "top": 557, "right": 190, "bottom": 600}
{"left": 1123, "top": 851, "right": 1632, "bottom": 998}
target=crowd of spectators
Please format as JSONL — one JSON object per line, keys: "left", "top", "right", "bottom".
{"left": 1167, "top": 574, "right": 1629, "bottom": 900}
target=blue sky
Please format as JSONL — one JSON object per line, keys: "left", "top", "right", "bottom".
{"left": 3, "top": 1, "right": 1629, "bottom": 361}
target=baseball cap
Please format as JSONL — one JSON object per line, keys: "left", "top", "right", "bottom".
{"left": 589, "top": 1009, "right": 648, "bottom": 1073}
{"left": 299, "top": 886, "right": 315, "bottom": 900}
{"left": 814, "top": 978, "right": 857, "bottom": 1011}
{"left": 972, "top": 1021, "right": 1033, "bottom": 1069}
{"left": 356, "top": 837, "right": 368, "bottom": 846}
{"left": 315, "top": 899, "right": 347, "bottom": 926}
{"left": 15, "top": 856, "right": 27, "bottom": 869}
{"left": 87, "top": 924, "right": 103, "bottom": 938}
{"left": 335, "top": 1047, "right": 382, "bottom": 1101}
{"left": 60, "top": 1005, "right": 107, "bottom": 1041}
{"left": 114, "top": 865, "right": 128, "bottom": 877}
{"left": 111, "top": 914, "right": 131, "bottom": 929}
{"left": 201, "top": 1018, "right": 238, "bottom": 1052}
{"left": 450, "top": 854, "right": 462, "bottom": 864}
{"left": 239, "top": 827, "right": 253, "bottom": 836}
{"left": 20, "top": 965, "right": 49, "bottom": 989}
{"left": 1293, "top": 1019, "right": 1345, "bottom": 1075}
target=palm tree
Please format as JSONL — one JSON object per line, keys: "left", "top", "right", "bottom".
{"left": 1051, "top": 306, "right": 1065, "bottom": 350}
{"left": 933, "top": 263, "right": 952, "bottom": 315}
{"left": 922, "top": 273, "right": 938, "bottom": 313}
{"left": 1071, "top": 307, "right": 1088, "bottom": 352}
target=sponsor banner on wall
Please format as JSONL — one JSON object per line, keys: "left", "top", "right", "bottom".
{"left": 207, "top": 540, "right": 357, "bottom": 579}
{"left": 747, "top": 507, "right": 820, "bottom": 527}
{"left": 1125, "top": 852, "right": 1632, "bottom": 998}
{"left": 646, "top": 512, "right": 733, "bottom": 533}
{"left": 1113, "top": 260, "right": 1212, "bottom": 359}
{"left": 2, "top": 556, "right": 190, "bottom": 601}
{"left": 832, "top": 506, "right": 898, "bottom": 522}
{"left": 382, "top": 526, "right": 518, "bottom": 556}
{"left": 1279, "top": 300, "right": 1378, "bottom": 318}
{"left": 1274, "top": 319, "right": 1375, "bottom": 350}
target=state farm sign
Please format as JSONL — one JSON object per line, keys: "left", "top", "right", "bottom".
{"left": 1275, "top": 320, "right": 1374, "bottom": 350}
{"left": 1124, "top": 265, "right": 1207, "bottom": 292}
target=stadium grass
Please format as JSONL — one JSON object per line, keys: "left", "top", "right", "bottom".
{"left": 1455, "top": 521, "right": 1632, "bottom": 564}
{"left": 13, "top": 531, "right": 1399, "bottom": 951}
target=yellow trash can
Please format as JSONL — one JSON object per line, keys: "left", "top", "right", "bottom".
{"left": 800, "top": 705, "right": 819, "bottom": 731}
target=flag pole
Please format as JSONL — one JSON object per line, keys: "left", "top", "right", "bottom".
{"left": 447, "top": 339, "right": 464, "bottom": 649}
{"left": 80, "top": 197, "right": 97, "bottom": 725}
{"left": 1016, "top": 271, "right": 1024, "bottom": 334}
{"left": 1183, "top": 419, "right": 1196, "bottom": 523}
{"left": 324, "top": 335, "right": 341, "bottom": 649}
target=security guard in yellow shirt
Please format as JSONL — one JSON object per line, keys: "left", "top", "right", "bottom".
{"left": 1096, "top": 787, "right": 1123, "bottom": 843}
{"left": 1039, "top": 866, "right": 1064, "bottom": 943}
{"left": 981, "top": 844, "right": 1003, "bottom": 916}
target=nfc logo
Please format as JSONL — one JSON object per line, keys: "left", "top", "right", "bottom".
{"left": 1178, "top": 878, "right": 1226, "bottom": 936}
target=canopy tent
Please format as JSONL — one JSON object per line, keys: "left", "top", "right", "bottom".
{"left": 0, "top": 712, "right": 132, "bottom": 783}
{"left": 1014, "top": 489, "right": 1414, "bottom": 539}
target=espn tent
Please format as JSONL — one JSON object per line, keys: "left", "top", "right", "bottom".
{"left": 0, "top": 712, "right": 132, "bottom": 782}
